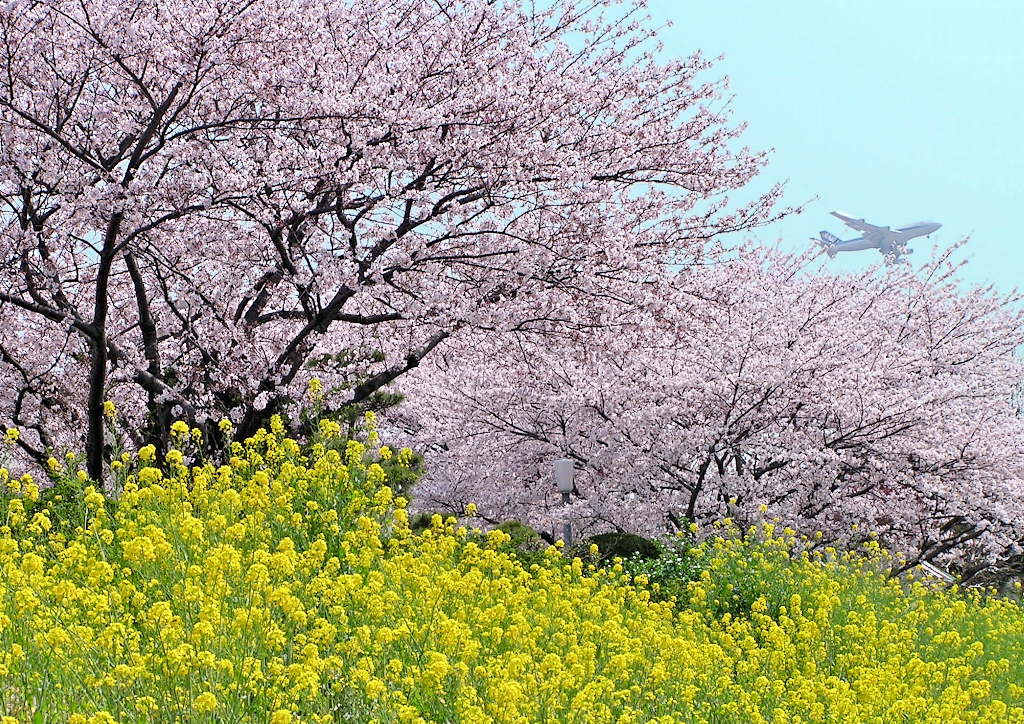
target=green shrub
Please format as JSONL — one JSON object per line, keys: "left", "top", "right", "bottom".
{"left": 495, "top": 519, "right": 540, "bottom": 546}
{"left": 581, "top": 530, "right": 661, "bottom": 564}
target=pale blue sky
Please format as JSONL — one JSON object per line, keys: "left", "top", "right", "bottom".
{"left": 646, "top": 0, "right": 1023, "bottom": 294}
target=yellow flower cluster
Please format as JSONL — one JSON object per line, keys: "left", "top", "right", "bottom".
{"left": 0, "top": 417, "right": 1020, "bottom": 723}
{"left": 662, "top": 529, "right": 1024, "bottom": 724}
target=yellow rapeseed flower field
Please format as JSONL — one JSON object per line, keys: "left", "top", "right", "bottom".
{"left": 0, "top": 418, "right": 1021, "bottom": 723}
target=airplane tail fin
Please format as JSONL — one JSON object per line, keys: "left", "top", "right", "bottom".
{"left": 818, "top": 230, "right": 841, "bottom": 257}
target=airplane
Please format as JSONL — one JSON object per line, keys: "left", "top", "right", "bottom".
{"left": 816, "top": 212, "right": 941, "bottom": 263}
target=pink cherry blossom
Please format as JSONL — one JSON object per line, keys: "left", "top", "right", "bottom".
{"left": 400, "top": 243, "right": 1024, "bottom": 578}
{"left": 0, "top": 0, "right": 781, "bottom": 480}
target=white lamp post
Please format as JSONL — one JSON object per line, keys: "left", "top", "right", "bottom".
{"left": 554, "top": 458, "right": 574, "bottom": 546}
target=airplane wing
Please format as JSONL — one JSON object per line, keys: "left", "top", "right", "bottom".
{"left": 830, "top": 211, "right": 888, "bottom": 236}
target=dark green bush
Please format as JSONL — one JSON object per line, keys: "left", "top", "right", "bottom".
{"left": 409, "top": 511, "right": 443, "bottom": 535}
{"left": 581, "top": 531, "right": 661, "bottom": 564}
{"left": 496, "top": 520, "right": 540, "bottom": 546}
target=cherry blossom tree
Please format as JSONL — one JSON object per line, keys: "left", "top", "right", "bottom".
{"left": 0, "top": 0, "right": 782, "bottom": 482}
{"left": 400, "top": 245, "right": 1024, "bottom": 576}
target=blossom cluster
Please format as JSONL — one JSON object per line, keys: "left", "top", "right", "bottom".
{"left": 402, "top": 243, "right": 1024, "bottom": 572}
{"left": 0, "top": 421, "right": 1021, "bottom": 723}
{"left": 0, "top": 0, "right": 782, "bottom": 482}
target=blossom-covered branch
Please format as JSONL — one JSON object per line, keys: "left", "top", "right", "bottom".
{"left": 0, "top": 0, "right": 781, "bottom": 481}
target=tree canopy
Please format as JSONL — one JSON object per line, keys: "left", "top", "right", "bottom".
{"left": 0, "top": 0, "right": 778, "bottom": 479}
{"left": 402, "top": 246, "right": 1024, "bottom": 577}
